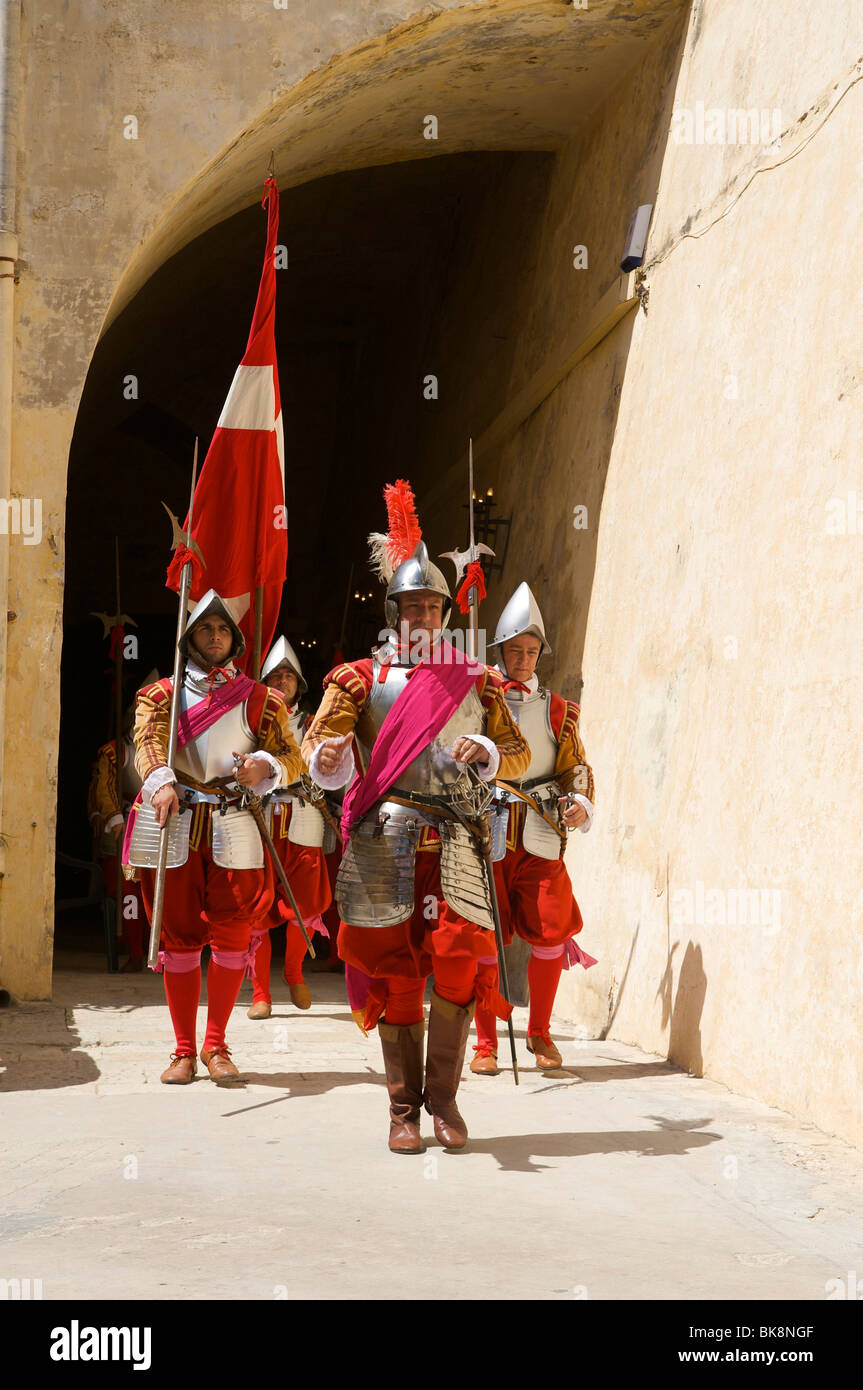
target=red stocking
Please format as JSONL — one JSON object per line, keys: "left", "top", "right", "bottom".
{"left": 163, "top": 963, "right": 201, "bottom": 1058}
{"left": 527, "top": 949, "right": 564, "bottom": 1037}
{"left": 282, "top": 918, "right": 310, "bottom": 986}
{"left": 473, "top": 969, "right": 499, "bottom": 1054}
{"left": 251, "top": 931, "right": 272, "bottom": 1005}
{"left": 203, "top": 957, "right": 246, "bottom": 1052}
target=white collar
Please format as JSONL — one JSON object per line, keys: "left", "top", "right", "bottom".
{"left": 495, "top": 663, "right": 539, "bottom": 695}
{"left": 185, "top": 657, "right": 237, "bottom": 684}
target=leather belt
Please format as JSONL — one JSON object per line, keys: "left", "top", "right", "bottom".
{"left": 175, "top": 771, "right": 243, "bottom": 810}
{"left": 385, "top": 788, "right": 464, "bottom": 823}
{"left": 494, "top": 778, "right": 566, "bottom": 844}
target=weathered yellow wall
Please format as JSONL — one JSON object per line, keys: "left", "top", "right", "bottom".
{"left": 549, "top": 0, "right": 863, "bottom": 1146}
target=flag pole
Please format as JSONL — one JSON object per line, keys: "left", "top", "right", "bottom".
{"left": 147, "top": 440, "right": 199, "bottom": 969}
{"left": 112, "top": 537, "right": 123, "bottom": 971}
{"left": 253, "top": 585, "right": 264, "bottom": 680}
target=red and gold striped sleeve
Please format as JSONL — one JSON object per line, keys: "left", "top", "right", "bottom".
{"left": 255, "top": 688, "right": 305, "bottom": 786}
{"left": 133, "top": 682, "right": 171, "bottom": 783}
{"left": 88, "top": 742, "right": 120, "bottom": 823}
{"left": 301, "top": 664, "right": 370, "bottom": 762}
{"left": 477, "top": 669, "right": 531, "bottom": 782}
{"left": 554, "top": 700, "right": 595, "bottom": 803}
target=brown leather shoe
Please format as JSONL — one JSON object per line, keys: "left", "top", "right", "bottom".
{"left": 526, "top": 1032, "right": 563, "bottom": 1069}
{"left": 470, "top": 1047, "right": 500, "bottom": 1076}
{"left": 288, "top": 981, "right": 311, "bottom": 1010}
{"left": 424, "top": 993, "right": 475, "bottom": 1149}
{"left": 200, "top": 1046, "right": 242, "bottom": 1082}
{"left": 160, "top": 1053, "right": 196, "bottom": 1085}
{"left": 247, "top": 1000, "right": 272, "bottom": 1020}
{"left": 379, "top": 1020, "right": 426, "bottom": 1154}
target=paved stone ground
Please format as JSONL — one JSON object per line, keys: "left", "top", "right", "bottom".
{"left": 2, "top": 952, "right": 863, "bottom": 1302}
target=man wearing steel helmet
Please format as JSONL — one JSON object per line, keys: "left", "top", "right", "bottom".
{"left": 470, "top": 582, "right": 596, "bottom": 1075}
{"left": 124, "top": 591, "right": 303, "bottom": 1084}
{"left": 247, "top": 635, "right": 334, "bottom": 1019}
{"left": 302, "top": 530, "right": 530, "bottom": 1156}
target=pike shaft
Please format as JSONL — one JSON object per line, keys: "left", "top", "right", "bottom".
{"left": 246, "top": 796, "right": 316, "bottom": 958}
{"left": 147, "top": 441, "right": 199, "bottom": 969}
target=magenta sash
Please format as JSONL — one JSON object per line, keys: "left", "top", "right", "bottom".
{"left": 341, "top": 640, "right": 485, "bottom": 837}
{"left": 121, "top": 671, "right": 255, "bottom": 866}
{"left": 177, "top": 671, "right": 255, "bottom": 745}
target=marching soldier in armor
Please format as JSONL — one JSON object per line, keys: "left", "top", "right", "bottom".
{"left": 123, "top": 591, "right": 303, "bottom": 1084}
{"left": 302, "top": 503, "right": 530, "bottom": 1155}
{"left": 247, "top": 636, "right": 335, "bottom": 1019}
{"left": 471, "top": 582, "right": 596, "bottom": 1075}
{"left": 87, "top": 709, "right": 145, "bottom": 970}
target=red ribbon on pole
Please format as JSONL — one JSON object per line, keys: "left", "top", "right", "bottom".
{"left": 455, "top": 559, "right": 487, "bottom": 615}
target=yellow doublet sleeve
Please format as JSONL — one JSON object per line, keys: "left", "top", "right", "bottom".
{"left": 88, "top": 744, "right": 120, "bottom": 822}
{"left": 479, "top": 675, "right": 531, "bottom": 782}
{"left": 301, "top": 682, "right": 363, "bottom": 762}
{"left": 258, "top": 691, "right": 305, "bottom": 787}
{"left": 554, "top": 701, "right": 595, "bottom": 803}
{"left": 133, "top": 688, "right": 169, "bottom": 783}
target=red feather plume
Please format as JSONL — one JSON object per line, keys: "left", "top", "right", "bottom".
{"left": 384, "top": 479, "right": 422, "bottom": 569}
{"left": 368, "top": 478, "right": 423, "bottom": 583}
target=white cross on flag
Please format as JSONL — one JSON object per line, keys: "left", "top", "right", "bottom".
{"left": 166, "top": 176, "right": 287, "bottom": 672}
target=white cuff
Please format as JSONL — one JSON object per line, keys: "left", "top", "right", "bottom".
{"left": 309, "top": 738, "right": 355, "bottom": 790}
{"left": 142, "top": 766, "right": 176, "bottom": 805}
{"left": 105, "top": 813, "right": 124, "bottom": 831}
{"left": 454, "top": 732, "right": 500, "bottom": 782}
{"left": 570, "top": 794, "right": 594, "bottom": 833}
{"left": 242, "top": 750, "right": 281, "bottom": 797}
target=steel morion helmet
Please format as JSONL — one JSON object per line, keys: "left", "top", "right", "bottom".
{"left": 487, "top": 581, "right": 552, "bottom": 660}
{"left": 385, "top": 541, "right": 452, "bottom": 630}
{"left": 261, "top": 634, "right": 308, "bottom": 696}
{"left": 178, "top": 589, "right": 246, "bottom": 663}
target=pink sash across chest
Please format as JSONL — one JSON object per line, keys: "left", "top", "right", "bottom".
{"left": 121, "top": 673, "right": 256, "bottom": 866}
{"left": 341, "top": 641, "right": 485, "bottom": 838}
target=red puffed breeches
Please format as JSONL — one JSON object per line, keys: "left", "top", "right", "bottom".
{"left": 338, "top": 849, "right": 512, "bottom": 1030}
{"left": 139, "top": 804, "right": 273, "bottom": 958}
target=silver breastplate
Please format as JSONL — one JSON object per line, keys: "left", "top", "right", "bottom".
{"left": 288, "top": 707, "right": 307, "bottom": 745}
{"left": 359, "top": 660, "right": 487, "bottom": 799}
{"left": 506, "top": 688, "right": 558, "bottom": 782}
{"left": 173, "top": 682, "right": 256, "bottom": 784}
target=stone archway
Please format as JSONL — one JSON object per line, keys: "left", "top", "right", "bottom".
{"left": 5, "top": 0, "right": 688, "bottom": 1000}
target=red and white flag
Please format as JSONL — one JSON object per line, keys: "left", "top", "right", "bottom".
{"left": 167, "top": 176, "right": 287, "bottom": 672}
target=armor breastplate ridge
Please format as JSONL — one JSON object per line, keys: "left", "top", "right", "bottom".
{"left": 359, "top": 658, "right": 487, "bottom": 798}
{"left": 288, "top": 707, "right": 307, "bottom": 745}
{"left": 505, "top": 687, "right": 558, "bottom": 782}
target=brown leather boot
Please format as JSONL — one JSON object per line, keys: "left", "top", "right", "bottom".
{"left": 424, "top": 993, "right": 475, "bottom": 1150}
{"left": 379, "top": 1020, "right": 426, "bottom": 1154}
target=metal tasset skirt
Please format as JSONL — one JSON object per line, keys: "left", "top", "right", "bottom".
{"left": 335, "top": 793, "right": 495, "bottom": 931}
{"left": 126, "top": 784, "right": 264, "bottom": 871}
